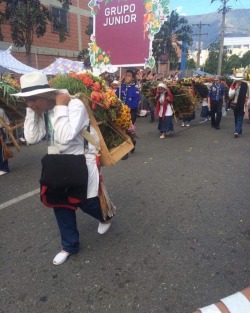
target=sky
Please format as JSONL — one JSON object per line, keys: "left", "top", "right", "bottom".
{"left": 168, "top": 0, "right": 250, "bottom": 16}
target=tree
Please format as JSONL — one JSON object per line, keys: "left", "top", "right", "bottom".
{"left": 77, "top": 17, "right": 93, "bottom": 66}
{"left": 241, "top": 51, "right": 250, "bottom": 67}
{"left": 0, "top": 0, "right": 72, "bottom": 65}
{"left": 204, "top": 42, "right": 227, "bottom": 75}
{"left": 225, "top": 54, "right": 241, "bottom": 74}
{"left": 153, "top": 10, "right": 193, "bottom": 72}
{"left": 186, "top": 58, "right": 196, "bottom": 70}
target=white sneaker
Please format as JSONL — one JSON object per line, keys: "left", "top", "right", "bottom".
{"left": 0, "top": 171, "right": 7, "bottom": 176}
{"left": 53, "top": 250, "right": 70, "bottom": 265}
{"left": 160, "top": 134, "right": 165, "bottom": 139}
{"left": 98, "top": 222, "right": 111, "bottom": 234}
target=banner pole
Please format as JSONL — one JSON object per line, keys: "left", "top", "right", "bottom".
{"left": 119, "top": 67, "right": 122, "bottom": 99}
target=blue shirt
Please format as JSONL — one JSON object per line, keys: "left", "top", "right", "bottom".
{"left": 208, "top": 83, "right": 225, "bottom": 101}
{"left": 116, "top": 84, "right": 140, "bottom": 110}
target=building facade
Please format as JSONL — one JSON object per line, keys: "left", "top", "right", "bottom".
{"left": 0, "top": 0, "right": 91, "bottom": 69}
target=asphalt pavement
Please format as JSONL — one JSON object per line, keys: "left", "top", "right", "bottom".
{"left": 0, "top": 110, "right": 249, "bottom": 313}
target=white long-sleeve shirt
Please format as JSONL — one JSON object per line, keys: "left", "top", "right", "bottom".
{"left": 24, "top": 98, "right": 100, "bottom": 199}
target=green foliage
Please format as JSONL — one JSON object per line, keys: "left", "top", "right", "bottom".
{"left": 241, "top": 51, "right": 250, "bottom": 67}
{"left": 204, "top": 42, "right": 227, "bottom": 75}
{"left": 56, "top": 0, "right": 72, "bottom": 11}
{"left": 141, "top": 81, "right": 195, "bottom": 117}
{"left": 0, "top": 81, "right": 19, "bottom": 105}
{"left": 85, "top": 17, "right": 93, "bottom": 37}
{"left": 153, "top": 10, "right": 193, "bottom": 66}
{"left": 0, "top": 0, "right": 71, "bottom": 65}
{"left": 50, "top": 75, "right": 89, "bottom": 95}
{"left": 186, "top": 58, "right": 196, "bottom": 70}
{"left": 225, "top": 54, "right": 241, "bottom": 74}
{"left": 4, "top": 0, "right": 50, "bottom": 50}
{"left": 77, "top": 48, "right": 89, "bottom": 62}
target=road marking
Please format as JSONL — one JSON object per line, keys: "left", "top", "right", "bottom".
{"left": 0, "top": 188, "right": 40, "bottom": 211}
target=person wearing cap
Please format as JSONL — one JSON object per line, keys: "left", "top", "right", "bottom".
{"left": 12, "top": 72, "right": 112, "bottom": 265}
{"left": 110, "top": 79, "right": 119, "bottom": 91}
{"left": 155, "top": 83, "right": 174, "bottom": 138}
{"left": 228, "top": 74, "right": 249, "bottom": 138}
{"left": 0, "top": 107, "right": 10, "bottom": 175}
{"left": 207, "top": 76, "right": 225, "bottom": 129}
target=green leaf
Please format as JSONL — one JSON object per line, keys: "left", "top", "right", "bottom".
{"left": 90, "top": 54, "right": 96, "bottom": 66}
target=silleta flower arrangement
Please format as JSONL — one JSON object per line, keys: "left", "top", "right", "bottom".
{"left": 0, "top": 74, "right": 27, "bottom": 120}
{"left": 50, "top": 71, "right": 134, "bottom": 150}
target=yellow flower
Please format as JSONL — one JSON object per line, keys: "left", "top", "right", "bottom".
{"left": 92, "top": 44, "right": 98, "bottom": 52}
{"left": 153, "top": 20, "right": 159, "bottom": 28}
{"left": 104, "top": 56, "right": 109, "bottom": 63}
{"left": 145, "top": 1, "right": 152, "bottom": 12}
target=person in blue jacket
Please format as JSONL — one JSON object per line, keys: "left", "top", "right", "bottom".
{"left": 117, "top": 69, "right": 140, "bottom": 124}
{"left": 207, "top": 76, "right": 225, "bottom": 129}
{"left": 116, "top": 70, "right": 140, "bottom": 159}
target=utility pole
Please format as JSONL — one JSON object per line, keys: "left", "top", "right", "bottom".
{"left": 212, "top": 0, "right": 236, "bottom": 75}
{"left": 192, "top": 22, "right": 210, "bottom": 69}
{"left": 217, "top": 0, "right": 227, "bottom": 75}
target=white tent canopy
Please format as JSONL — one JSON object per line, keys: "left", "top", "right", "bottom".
{"left": 0, "top": 46, "right": 36, "bottom": 74}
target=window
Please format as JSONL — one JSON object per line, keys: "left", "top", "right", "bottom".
{"left": 51, "top": 7, "right": 68, "bottom": 33}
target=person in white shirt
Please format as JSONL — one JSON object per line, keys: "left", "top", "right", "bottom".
{"left": 228, "top": 75, "right": 249, "bottom": 138}
{"left": 0, "top": 107, "right": 10, "bottom": 175}
{"left": 155, "top": 83, "right": 174, "bottom": 139}
{"left": 12, "top": 72, "right": 112, "bottom": 265}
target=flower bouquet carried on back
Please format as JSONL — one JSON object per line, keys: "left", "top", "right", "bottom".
{"left": 50, "top": 71, "right": 134, "bottom": 165}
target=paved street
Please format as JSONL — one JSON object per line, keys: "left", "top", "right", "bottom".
{"left": 0, "top": 111, "right": 249, "bottom": 313}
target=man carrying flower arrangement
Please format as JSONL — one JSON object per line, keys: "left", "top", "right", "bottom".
{"left": 12, "top": 72, "right": 113, "bottom": 266}
{"left": 155, "top": 83, "right": 174, "bottom": 139}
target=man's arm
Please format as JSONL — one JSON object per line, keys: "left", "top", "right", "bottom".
{"left": 24, "top": 109, "right": 46, "bottom": 144}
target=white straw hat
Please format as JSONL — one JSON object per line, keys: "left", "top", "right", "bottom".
{"left": 11, "top": 72, "right": 58, "bottom": 97}
{"left": 232, "top": 73, "right": 244, "bottom": 81}
{"left": 158, "top": 82, "right": 167, "bottom": 89}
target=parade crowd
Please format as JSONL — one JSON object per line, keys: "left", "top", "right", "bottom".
{"left": 0, "top": 69, "right": 249, "bottom": 266}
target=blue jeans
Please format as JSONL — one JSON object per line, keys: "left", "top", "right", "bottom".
{"left": 234, "top": 112, "right": 244, "bottom": 134}
{"left": 53, "top": 197, "right": 108, "bottom": 254}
